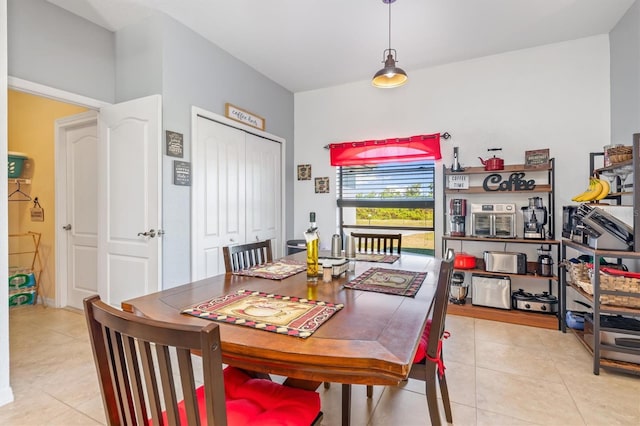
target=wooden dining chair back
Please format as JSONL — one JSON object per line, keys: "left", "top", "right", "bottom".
{"left": 84, "top": 294, "right": 227, "bottom": 426}
{"left": 350, "top": 232, "right": 402, "bottom": 254}
{"left": 223, "top": 240, "right": 273, "bottom": 273}
{"left": 408, "top": 248, "right": 455, "bottom": 426}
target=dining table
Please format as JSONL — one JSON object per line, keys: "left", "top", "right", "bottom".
{"left": 122, "top": 251, "right": 440, "bottom": 425}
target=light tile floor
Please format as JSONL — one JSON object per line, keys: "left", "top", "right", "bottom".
{"left": 1, "top": 305, "right": 639, "bottom": 425}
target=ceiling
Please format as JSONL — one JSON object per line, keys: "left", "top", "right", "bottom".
{"left": 48, "top": 0, "right": 636, "bottom": 93}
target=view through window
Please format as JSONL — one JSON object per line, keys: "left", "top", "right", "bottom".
{"left": 336, "top": 161, "right": 435, "bottom": 256}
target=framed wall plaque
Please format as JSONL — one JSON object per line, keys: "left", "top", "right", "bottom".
{"left": 297, "top": 164, "right": 311, "bottom": 180}
{"left": 173, "top": 160, "right": 191, "bottom": 186}
{"left": 166, "top": 130, "right": 184, "bottom": 158}
{"left": 315, "top": 177, "right": 330, "bottom": 193}
{"left": 524, "top": 149, "right": 550, "bottom": 169}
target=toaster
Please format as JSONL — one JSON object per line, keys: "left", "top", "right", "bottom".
{"left": 483, "top": 251, "right": 527, "bottom": 274}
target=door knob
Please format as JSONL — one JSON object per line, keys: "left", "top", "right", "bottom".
{"left": 137, "top": 229, "right": 157, "bottom": 238}
{"left": 62, "top": 224, "right": 72, "bottom": 231}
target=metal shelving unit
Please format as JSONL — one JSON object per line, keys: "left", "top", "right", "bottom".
{"left": 560, "top": 133, "right": 640, "bottom": 375}
{"left": 442, "top": 160, "right": 562, "bottom": 329}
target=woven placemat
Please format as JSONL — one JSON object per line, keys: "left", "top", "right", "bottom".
{"left": 182, "top": 289, "right": 344, "bottom": 338}
{"left": 355, "top": 253, "right": 400, "bottom": 263}
{"left": 344, "top": 267, "right": 426, "bottom": 297}
{"left": 233, "top": 259, "right": 306, "bottom": 280}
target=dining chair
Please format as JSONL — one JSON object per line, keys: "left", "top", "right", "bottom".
{"left": 406, "top": 247, "right": 455, "bottom": 426}
{"left": 223, "top": 239, "right": 273, "bottom": 273}
{"left": 84, "top": 294, "right": 322, "bottom": 425}
{"left": 351, "top": 232, "right": 402, "bottom": 254}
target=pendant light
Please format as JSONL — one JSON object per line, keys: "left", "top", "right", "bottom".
{"left": 372, "top": 0, "right": 408, "bottom": 88}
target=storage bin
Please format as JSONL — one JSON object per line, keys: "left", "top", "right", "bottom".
{"left": 8, "top": 151, "right": 27, "bottom": 178}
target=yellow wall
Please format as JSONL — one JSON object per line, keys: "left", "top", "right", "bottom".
{"left": 8, "top": 90, "right": 88, "bottom": 302}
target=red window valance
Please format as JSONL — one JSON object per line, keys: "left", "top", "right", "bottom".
{"left": 329, "top": 133, "right": 442, "bottom": 166}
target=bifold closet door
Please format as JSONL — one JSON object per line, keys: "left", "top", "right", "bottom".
{"left": 245, "top": 133, "right": 281, "bottom": 257}
{"left": 193, "top": 117, "right": 282, "bottom": 280}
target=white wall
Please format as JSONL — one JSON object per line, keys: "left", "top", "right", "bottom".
{"left": 0, "top": 0, "right": 14, "bottom": 408}
{"left": 294, "top": 35, "right": 611, "bottom": 253}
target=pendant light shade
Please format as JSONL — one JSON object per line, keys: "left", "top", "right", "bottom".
{"left": 372, "top": 0, "right": 407, "bottom": 88}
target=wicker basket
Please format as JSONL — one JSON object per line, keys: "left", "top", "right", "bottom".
{"left": 599, "top": 272, "right": 640, "bottom": 308}
{"left": 567, "top": 262, "right": 640, "bottom": 308}
{"left": 567, "top": 262, "right": 591, "bottom": 291}
{"left": 606, "top": 145, "right": 633, "bottom": 163}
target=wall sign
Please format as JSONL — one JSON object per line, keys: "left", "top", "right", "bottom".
{"left": 524, "top": 149, "right": 549, "bottom": 169}
{"left": 225, "top": 103, "right": 265, "bottom": 131}
{"left": 173, "top": 160, "right": 191, "bottom": 186}
{"left": 483, "top": 172, "right": 536, "bottom": 191}
{"left": 166, "top": 131, "right": 184, "bottom": 158}
{"left": 447, "top": 174, "right": 469, "bottom": 189}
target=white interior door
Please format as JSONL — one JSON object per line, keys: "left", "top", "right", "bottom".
{"left": 98, "top": 95, "right": 162, "bottom": 307}
{"left": 193, "top": 116, "right": 245, "bottom": 279}
{"left": 245, "top": 133, "right": 281, "bottom": 255}
{"left": 55, "top": 111, "right": 98, "bottom": 310}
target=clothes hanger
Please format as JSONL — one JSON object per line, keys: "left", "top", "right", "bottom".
{"left": 8, "top": 181, "right": 32, "bottom": 202}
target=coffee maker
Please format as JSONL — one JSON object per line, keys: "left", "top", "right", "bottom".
{"left": 521, "top": 197, "right": 547, "bottom": 239}
{"left": 449, "top": 198, "right": 467, "bottom": 236}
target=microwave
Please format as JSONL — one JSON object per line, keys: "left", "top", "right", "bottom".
{"left": 470, "top": 203, "right": 517, "bottom": 238}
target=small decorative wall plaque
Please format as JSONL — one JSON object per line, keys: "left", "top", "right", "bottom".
{"left": 173, "top": 161, "right": 191, "bottom": 186}
{"left": 166, "top": 130, "right": 184, "bottom": 158}
{"left": 225, "top": 103, "right": 265, "bottom": 131}
{"left": 524, "top": 149, "right": 549, "bottom": 169}
{"left": 315, "top": 177, "right": 330, "bottom": 193}
{"left": 297, "top": 164, "right": 311, "bottom": 180}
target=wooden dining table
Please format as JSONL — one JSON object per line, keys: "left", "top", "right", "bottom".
{"left": 122, "top": 251, "right": 439, "bottom": 425}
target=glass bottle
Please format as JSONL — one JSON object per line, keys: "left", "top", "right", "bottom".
{"left": 304, "top": 212, "right": 319, "bottom": 281}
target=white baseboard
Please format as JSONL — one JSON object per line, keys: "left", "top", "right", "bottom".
{"left": 0, "top": 385, "right": 14, "bottom": 407}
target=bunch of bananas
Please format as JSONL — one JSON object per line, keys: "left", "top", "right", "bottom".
{"left": 571, "top": 177, "right": 610, "bottom": 202}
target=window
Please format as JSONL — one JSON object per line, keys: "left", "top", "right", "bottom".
{"left": 336, "top": 161, "right": 435, "bottom": 255}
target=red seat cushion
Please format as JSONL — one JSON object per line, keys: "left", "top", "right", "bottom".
{"left": 158, "top": 366, "right": 320, "bottom": 426}
{"left": 412, "top": 319, "right": 432, "bottom": 363}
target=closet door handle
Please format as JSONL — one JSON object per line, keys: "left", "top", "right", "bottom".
{"left": 62, "top": 224, "right": 71, "bottom": 231}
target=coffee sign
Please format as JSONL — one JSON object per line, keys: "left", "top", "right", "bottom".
{"left": 483, "top": 172, "right": 536, "bottom": 191}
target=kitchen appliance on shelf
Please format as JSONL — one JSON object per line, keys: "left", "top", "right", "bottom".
{"left": 449, "top": 272, "right": 468, "bottom": 305}
{"left": 471, "top": 274, "right": 511, "bottom": 309}
{"left": 521, "top": 196, "right": 548, "bottom": 239}
{"left": 449, "top": 198, "right": 467, "bottom": 236}
{"left": 562, "top": 205, "right": 585, "bottom": 242}
{"left": 483, "top": 251, "right": 527, "bottom": 274}
{"left": 537, "top": 246, "right": 554, "bottom": 277}
{"left": 478, "top": 148, "right": 504, "bottom": 171}
{"left": 511, "top": 289, "right": 558, "bottom": 313}
{"left": 575, "top": 204, "right": 634, "bottom": 251}
{"left": 470, "top": 203, "right": 517, "bottom": 238}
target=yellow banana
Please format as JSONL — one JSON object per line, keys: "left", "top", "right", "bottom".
{"left": 582, "top": 178, "right": 603, "bottom": 201}
{"left": 593, "top": 178, "right": 610, "bottom": 201}
{"left": 572, "top": 178, "right": 597, "bottom": 202}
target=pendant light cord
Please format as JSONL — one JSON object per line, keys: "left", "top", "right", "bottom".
{"left": 388, "top": 0, "right": 392, "bottom": 52}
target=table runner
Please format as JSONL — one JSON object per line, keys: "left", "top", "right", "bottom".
{"left": 182, "top": 290, "right": 344, "bottom": 338}
{"left": 233, "top": 259, "right": 306, "bottom": 280}
{"left": 344, "top": 267, "right": 426, "bottom": 297}
{"left": 355, "top": 253, "right": 399, "bottom": 264}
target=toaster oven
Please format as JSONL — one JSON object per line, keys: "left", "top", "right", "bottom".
{"left": 470, "top": 203, "right": 517, "bottom": 238}
{"left": 483, "top": 251, "right": 527, "bottom": 274}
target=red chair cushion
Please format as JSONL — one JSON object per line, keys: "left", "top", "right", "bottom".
{"left": 412, "top": 319, "right": 432, "bottom": 363}
{"left": 159, "top": 366, "right": 320, "bottom": 425}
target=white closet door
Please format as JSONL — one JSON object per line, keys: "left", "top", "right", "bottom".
{"left": 245, "top": 133, "right": 282, "bottom": 257}
{"left": 194, "top": 117, "right": 246, "bottom": 279}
